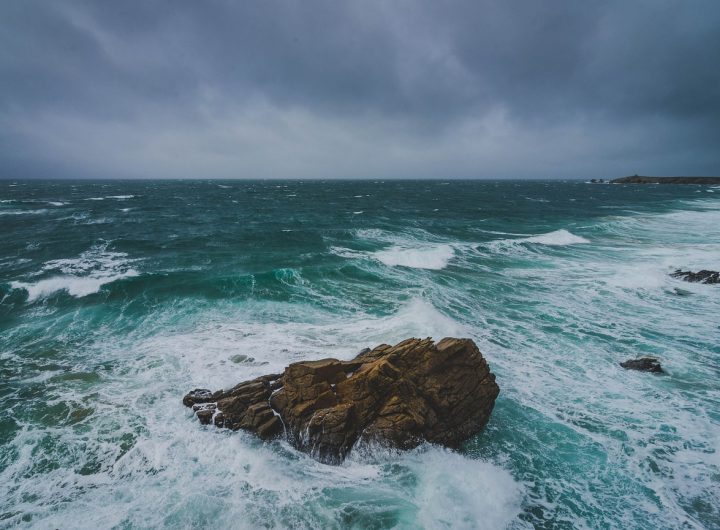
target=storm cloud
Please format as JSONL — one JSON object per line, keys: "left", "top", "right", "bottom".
{"left": 1, "top": 0, "right": 719, "bottom": 179}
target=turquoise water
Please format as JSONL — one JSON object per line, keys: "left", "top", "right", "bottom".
{"left": 1, "top": 180, "right": 719, "bottom": 529}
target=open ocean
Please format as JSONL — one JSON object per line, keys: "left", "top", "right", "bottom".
{"left": 1, "top": 179, "right": 719, "bottom": 529}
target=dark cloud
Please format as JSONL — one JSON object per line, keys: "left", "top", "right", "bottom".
{"left": 1, "top": 0, "right": 719, "bottom": 178}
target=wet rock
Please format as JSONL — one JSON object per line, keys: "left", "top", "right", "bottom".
{"left": 620, "top": 357, "right": 664, "bottom": 373}
{"left": 670, "top": 269, "right": 719, "bottom": 284}
{"left": 182, "top": 388, "right": 215, "bottom": 407}
{"left": 183, "top": 337, "right": 500, "bottom": 464}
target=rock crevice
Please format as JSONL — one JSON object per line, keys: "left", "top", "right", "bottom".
{"left": 183, "top": 337, "right": 499, "bottom": 464}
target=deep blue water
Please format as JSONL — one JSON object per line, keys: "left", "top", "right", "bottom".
{"left": 1, "top": 180, "right": 719, "bottom": 529}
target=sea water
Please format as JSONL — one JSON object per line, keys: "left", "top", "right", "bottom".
{"left": 1, "top": 180, "right": 718, "bottom": 529}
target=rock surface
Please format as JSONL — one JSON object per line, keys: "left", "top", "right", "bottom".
{"left": 670, "top": 269, "right": 719, "bottom": 284}
{"left": 620, "top": 357, "right": 663, "bottom": 373}
{"left": 183, "top": 337, "right": 499, "bottom": 464}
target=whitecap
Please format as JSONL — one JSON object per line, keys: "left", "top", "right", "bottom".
{"left": 329, "top": 246, "right": 366, "bottom": 259}
{"left": 10, "top": 244, "right": 140, "bottom": 301}
{"left": 409, "top": 448, "right": 522, "bottom": 529}
{"left": 350, "top": 228, "right": 458, "bottom": 269}
{"left": 0, "top": 209, "right": 49, "bottom": 216}
{"left": 519, "top": 229, "right": 589, "bottom": 245}
{"left": 106, "top": 195, "right": 135, "bottom": 199}
{"left": 373, "top": 244, "right": 455, "bottom": 269}
{"left": 11, "top": 271, "right": 138, "bottom": 301}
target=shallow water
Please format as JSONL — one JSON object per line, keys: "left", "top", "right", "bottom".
{"left": 1, "top": 180, "right": 718, "bottom": 529}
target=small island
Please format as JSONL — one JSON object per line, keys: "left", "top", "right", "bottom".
{"left": 611, "top": 175, "right": 720, "bottom": 185}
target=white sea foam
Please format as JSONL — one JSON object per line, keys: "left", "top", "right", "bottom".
{"left": 373, "top": 244, "right": 455, "bottom": 269}
{"left": 12, "top": 272, "right": 138, "bottom": 301}
{"left": 0, "top": 296, "right": 502, "bottom": 528}
{"left": 519, "top": 229, "right": 589, "bottom": 245}
{"left": 329, "top": 246, "right": 366, "bottom": 259}
{"left": 106, "top": 195, "right": 135, "bottom": 199}
{"left": 481, "top": 228, "right": 590, "bottom": 255}
{"left": 411, "top": 448, "right": 522, "bottom": 529}
{"left": 342, "top": 228, "right": 459, "bottom": 270}
{"left": 0, "top": 209, "right": 49, "bottom": 216}
{"left": 10, "top": 243, "right": 139, "bottom": 301}
{"left": 47, "top": 201, "right": 66, "bottom": 206}
{"left": 5, "top": 193, "right": 720, "bottom": 529}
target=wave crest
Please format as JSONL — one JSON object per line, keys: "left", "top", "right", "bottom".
{"left": 518, "top": 229, "right": 589, "bottom": 246}
{"left": 373, "top": 244, "right": 455, "bottom": 269}
{"left": 10, "top": 243, "right": 139, "bottom": 301}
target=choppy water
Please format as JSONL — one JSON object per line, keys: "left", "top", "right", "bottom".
{"left": 1, "top": 180, "right": 719, "bottom": 529}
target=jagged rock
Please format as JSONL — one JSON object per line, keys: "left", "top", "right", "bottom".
{"left": 620, "top": 357, "right": 663, "bottom": 373}
{"left": 183, "top": 337, "right": 499, "bottom": 464}
{"left": 671, "top": 269, "right": 719, "bottom": 284}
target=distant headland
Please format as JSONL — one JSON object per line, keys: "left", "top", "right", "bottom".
{"left": 609, "top": 175, "right": 720, "bottom": 185}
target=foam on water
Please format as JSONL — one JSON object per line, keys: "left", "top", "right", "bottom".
{"left": 9, "top": 243, "right": 140, "bottom": 301}
{"left": 333, "top": 228, "right": 459, "bottom": 270}
{"left": 373, "top": 244, "right": 455, "bottom": 269}
{"left": 412, "top": 449, "right": 522, "bottom": 529}
{"left": 2, "top": 181, "right": 720, "bottom": 529}
{"left": 0, "top": 209, "right": 49, "bottom": 216}
{"left": 11, "top": 272, "right": 138, "bottom": 301}
{"left": 0, "top": 297, "right": 517, "bottom": 529}
{"left": 518, "top": 229, "right": 589, "bottom": 246}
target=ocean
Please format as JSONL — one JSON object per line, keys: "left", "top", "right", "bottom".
{"left": 1, "top": 180, "right": 718, "bottom": 529}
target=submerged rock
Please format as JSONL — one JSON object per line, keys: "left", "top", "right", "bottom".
{"left": 670, "top": 269, "right": 719, "bottom": 284}
{"left": 620, "top": 357, "right": 663, "bottom": 373}
{"left": 183, "top": 337, "right": 499, "bottom": 464}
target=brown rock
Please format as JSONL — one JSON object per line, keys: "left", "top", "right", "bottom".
{"left": 182, "top": 337, "right": 499, "bottom": 464}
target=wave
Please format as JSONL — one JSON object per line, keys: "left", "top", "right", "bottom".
{"left": 331, "top": 243, "right": 456, "bottom": 270}
{"left": 408, "top": 448, "right": 521, "bottom": 529}
{"left": 9, "top": 243, "right": 140, "bottom": 302}
{"left": 342, "top": 228, "right": 459, "bottom": 270}
{"left": 0, "top": 209, "right": 49, "bottom": 216}
{"left": 518, "top": 229, "right": 590, "bottom": 246}
{"left": 11, "top": 271, "right": 138, "bottom": 301}
{"left": 484, "top": 229, "right": 590, "bottom": 252}
{"left": 373, "top": 244, "right": 455, "bottom": 269}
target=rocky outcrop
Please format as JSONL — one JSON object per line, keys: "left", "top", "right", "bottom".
{"left": 183, "top": 337, "right": 499, "bottom": 464}
{"left": 671, "top": 269, "right": 719, "bottom": 284}
{"left": 620, "top": 357, "right": 663, "bottom": 373}
{"left": 611, "top": 176, "right": 720, "bottom": 185}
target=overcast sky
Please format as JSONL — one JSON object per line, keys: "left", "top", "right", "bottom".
{"left": 1, "top": 0, "right": 719, "bottom": 179}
